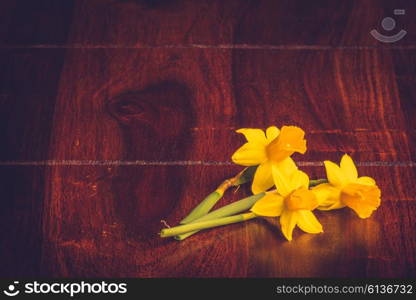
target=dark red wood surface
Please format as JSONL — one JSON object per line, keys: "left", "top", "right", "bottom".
{"left": 0, "top": 0, "right": 415, "bottom": 277}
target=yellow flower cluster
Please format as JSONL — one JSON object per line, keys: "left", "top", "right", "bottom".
{"left": 232, "top": 125, "right": 381, "bottom": 241}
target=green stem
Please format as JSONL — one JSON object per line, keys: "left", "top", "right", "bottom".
{"left": 175, "top": 192, "right": 265, "bottom": 240}
{"left": 309, "top": 178, "right": 328, "bottom": 187}
{"left": 160, "top": 212, "right": 257, "bottom": 238}
{"left": 179, "top": 191, "right": 222, "bottom": 224}
{"left": 179, "top": 166, "right": 257, "bottom": 224}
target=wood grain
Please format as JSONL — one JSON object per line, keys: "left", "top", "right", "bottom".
{"left": 1, "top": 0, "right": 416, "bottom": 277}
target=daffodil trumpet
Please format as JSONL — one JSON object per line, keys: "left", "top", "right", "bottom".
{"left": 179, "top": 166, "right": 256, "bottom": 224}
{"left": 160, "top": 212, "right": 257, "bottom": 238}
{"left": 175, "top": 192, "right": 265, "bottom": 240}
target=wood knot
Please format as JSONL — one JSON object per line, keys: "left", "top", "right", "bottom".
{"left": 106, "top": 81, "right": 193, "bottom": 138}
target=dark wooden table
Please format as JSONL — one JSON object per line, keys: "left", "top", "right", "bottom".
{"left": 1, "top": 0, "right": 415, "bottom": 277}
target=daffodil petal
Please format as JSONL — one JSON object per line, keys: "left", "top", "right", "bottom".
{"left": 231, "top": 142, "right": 267, "bottom": 166}
{"left": 340, "top": 154, "right": 358, "bottom": 181}
{"left": 251, "top": 161, "right": 274, "bottom": 194}
{"left": 271, "top": 164, "right": 292, "bottom": 197}
{"left": 290, "top": 169, "right": 309, "bottom": 190}
{"left": 356, "top": 176, "right": 376, "bottom": 186}
{"left": 251, "top": 192, "right": 284, "bottom": 217}
{"left": 266, "top": 126, "right": 280, "bottom": 142}
{"left": 236, "top": 128, "right": 267, "bottom": 144}
{"left": 312, "top": 184, "right": 332, "bottom": 206}
{"left": 274, "top": 157, "right": 298, "bottom": 177}
{"left": 312, "top": 183, "right": 341, "bottom": 207}
{"left": 280, "top": 210, "right": 298, "bottom": 241}
{"left": 296, "top": 210, "right": 323, "bottom": 234}
{"left": 324, "top": 160, "right": 348, "bottom": 187}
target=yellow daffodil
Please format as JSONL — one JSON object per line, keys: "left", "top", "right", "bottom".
{"left": 232, "top": 126, "right": 307, "bottom": 194}
{"left": 313, "top": 154, "right": 381, "bottom": 218}
{"left": 250, "top": 168, "right": 323, "bottom": 241}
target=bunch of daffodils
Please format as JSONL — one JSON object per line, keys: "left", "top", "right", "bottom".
{"left": 160, "top": 126, "right": 381, "bottom": 241}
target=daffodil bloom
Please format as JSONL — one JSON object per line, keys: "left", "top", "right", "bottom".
{"left": 232, "top": 126, "right": 307, "bottom": 194}
{"left": 250, "top": 168, "right": 323, "bottom": 241}
{"left": 313, "top": 154, "right": 381, "bottom": 218}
